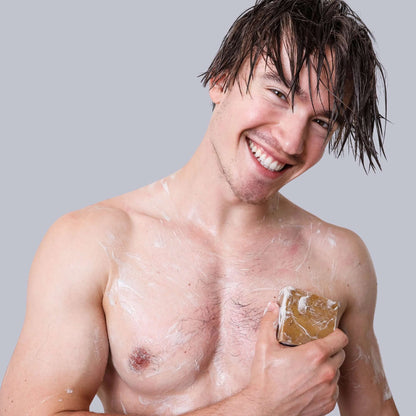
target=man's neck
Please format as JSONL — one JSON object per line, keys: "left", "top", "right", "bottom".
{"left": 166, "top": 136, "right": 282, "bottom": 241}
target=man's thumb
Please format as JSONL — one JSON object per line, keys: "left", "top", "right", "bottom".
{"left": 257, "top": 301, "right": 281, "bottom": 344}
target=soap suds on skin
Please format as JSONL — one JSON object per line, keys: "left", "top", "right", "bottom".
{"left": 153, "top": 235, "right": 166, "bottom": 249}
{"left": 210, "top": 353, "right": 234, "bottom": 399}
{"left": 329, "top": 259, "right": 337, "bottom": 281}
{"left": 28, "top": 388, "right": 75, "bottom": 415}
{"left": 120, "top": 399, "right": 127, "bottom": 415}
{"left": 96, "top": 202, "right": 364, "bottom": 412}
{"left": 107, "top": 277, "right": 144, "bottom": 318}
{"left": 103, "top": 237, "right": 204, "bottom": 316}
{"left": 294, "top": 224, "right": 313, "bottom": 271}
{"left": 327, "top": 236, "right": 337, "bottom": 248}
{"left": 138, "top": 393, "right": 195, "bottom": 416}
{"left": 165, "top": 322, "right": 194, "bottom": 347}
{"left": 161, "top": 179, "right": 170, "bottom": 195}
{"left": 187, "top": 206, "right": 218, "bottom": 237}
{"left": 39, "top": 394, "right": 60, "bottom": 405}
{"left": 161, "top": 212, "right": 171, "bottom": 222}
{"left": 354, "top": 345, "right": 392, "bottom": 401}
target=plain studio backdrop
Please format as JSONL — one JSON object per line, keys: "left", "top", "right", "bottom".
{"left": 0, "top": 1, "right": 414, "bottom": 414}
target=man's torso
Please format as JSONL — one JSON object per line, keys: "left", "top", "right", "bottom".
{"left": 93, "top": 181, "right": 350, "bottom": 415}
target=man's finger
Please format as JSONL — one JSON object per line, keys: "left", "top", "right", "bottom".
{"left": 257, "top": 302, "right": 280, "bottom": 345}
{"left": 311, "top": 328, "right": 349, "bottom": 357}
{"left": 329, "top": 348, "right": 346, "bottom": 369}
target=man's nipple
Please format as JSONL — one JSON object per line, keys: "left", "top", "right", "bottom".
{"left": 129, "top": 347, "right": 153, "bottom": 372}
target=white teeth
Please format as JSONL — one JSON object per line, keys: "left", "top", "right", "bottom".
{"left": 248, "top": 139, "right": 286, "bottom": 172}
{"left": 269, "top": 161, "right": 278, "bottom": 170}
{"left": 265, "top": 156, "right": 273, "bottom": 165}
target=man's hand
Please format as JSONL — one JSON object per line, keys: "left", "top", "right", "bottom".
{"left": 246, "top": 302, "right": 348, "bottom": 416}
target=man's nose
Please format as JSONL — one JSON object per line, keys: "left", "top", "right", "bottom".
{"left": 274, "top": 113, "right": 307, "bottom": 156}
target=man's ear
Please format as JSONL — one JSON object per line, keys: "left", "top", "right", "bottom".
{"left": 208, "top": 76, "right": 227, "bottom": 105}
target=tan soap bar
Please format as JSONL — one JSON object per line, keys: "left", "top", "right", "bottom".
{"left": 277, "top": 286, "right": 339, "bottom": 346}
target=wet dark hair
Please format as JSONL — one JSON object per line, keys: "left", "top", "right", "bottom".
{"left": 200, "top": 0, "right": 387, "bottom": 171}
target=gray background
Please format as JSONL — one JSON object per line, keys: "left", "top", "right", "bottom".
{"left": 0, "top": 1, "right": 413, "bottom": 415}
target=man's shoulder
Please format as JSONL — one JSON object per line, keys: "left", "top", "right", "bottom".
{"left": 30, "top": 191, "right": 150, "bottom": 295}
{"left": 46, "top": 182, "right": 172, "bottom": 258}
{"left": 51, "top": 185, "right": 159, "bottom": 241}
{"left": 280, "top": 194, "right": 368, "bottom": 257}
{"left": 299, "top": 211, "right": 377, "bottom": 302}
{"left": 316, "top": 220, "right": 368, "bottom": 257}
{"left": 292, "top": 208, "right": 377, "bottom": 309}
{"left": 51, "top": 200, "right": 133, "bottom": 244}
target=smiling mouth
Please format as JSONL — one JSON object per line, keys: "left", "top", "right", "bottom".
{"left": 247, "top": 139, "right": 287, "bottom": 172}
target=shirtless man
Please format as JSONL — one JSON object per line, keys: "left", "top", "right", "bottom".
{"left": 0, "top": 0, "right": 399, "bottom": 415}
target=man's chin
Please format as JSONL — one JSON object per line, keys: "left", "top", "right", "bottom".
{"left": 222, "top": 165, "right": 283, "bottom": 206}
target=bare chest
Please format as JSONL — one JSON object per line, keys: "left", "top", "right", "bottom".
{"left": 99, "top": 223, "right": 343, "bottom": 414}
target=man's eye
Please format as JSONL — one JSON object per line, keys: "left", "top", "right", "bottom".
{"left": 271, "top": 89, "right": 287, "bottom": 101}
{"left": 315, "top": 119, "right": 330, "bottom": 130}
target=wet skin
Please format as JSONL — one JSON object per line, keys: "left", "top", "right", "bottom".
{"left": 98, "top": 189, "right": 348, "bottom": 413}
{"left": 0, "top": 53, "right": 399, "bottom": 415}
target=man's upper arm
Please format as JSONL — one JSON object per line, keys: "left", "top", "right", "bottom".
{"left": 336, "top": 230, "right": 399, "bottom": 415}
{"left": 0, "top": 210, "right": 118, "bottom": 414}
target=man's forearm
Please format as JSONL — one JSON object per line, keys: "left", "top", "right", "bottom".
{"left": 182, "top": 388, "right": 266, "bottom": 416}
{"left": 54, "top": 389, "right": 266, "bottom": 416}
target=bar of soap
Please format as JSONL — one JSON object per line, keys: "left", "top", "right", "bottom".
{"left": 277, "top": 286, "right": 339, "bottom": 346}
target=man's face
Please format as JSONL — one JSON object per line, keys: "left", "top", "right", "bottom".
{"left": 208, "top": 48, "right": 337, "bottom": 205}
